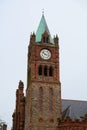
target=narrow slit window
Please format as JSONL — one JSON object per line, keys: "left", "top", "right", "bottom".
{"left": 38, "top": 65, "right": 42, "bottom": 75}
{"left": 49, "top": 67, "right": 53, "bottom": 76}
{"left": 43, "top": 37, "right": 45, "bottom": 43}
{"left": 46, "top": 37, "right": 48, "bottom": 43}
{"left": 44, "top": 66, "right": 47, "bottom": 76}
{"left": 49, "top": 88, "right": 53, "bottom": 111}
{"left": 39, "top": 87, "right": 43, "bottom": 111}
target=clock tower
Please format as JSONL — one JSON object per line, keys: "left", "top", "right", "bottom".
{"left": 24, "top": 14, "right": 62, "bottom": 130}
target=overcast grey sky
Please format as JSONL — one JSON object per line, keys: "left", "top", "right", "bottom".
{"left": 0, "top": 0, "right": 87, "bottom": 130}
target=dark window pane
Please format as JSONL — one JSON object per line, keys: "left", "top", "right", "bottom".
{"left": 49, "top": 67, "right": 53, "bottom": 76}
{"left": 44, "top": 66, "right": 47, "bottom": 76}
{"left": 46, "top": 37, "right": 48, "bottom": 43}
{"left": 38, "top": 65, "right": 42, "bottom": 75}
{"left": 43, "top": 37, "right": 45, "bottom": 42}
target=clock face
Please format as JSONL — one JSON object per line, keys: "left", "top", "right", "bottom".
{"left": 40, "top": 49, "right": 51, "bottom": 60}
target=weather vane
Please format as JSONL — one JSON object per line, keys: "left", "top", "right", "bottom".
{"left": 42, "top": 9, "right": 44, "bottom": 15}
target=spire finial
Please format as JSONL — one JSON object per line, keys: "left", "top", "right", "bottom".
{"left": 42, "top": 9, "right": 44, "bottom": 15}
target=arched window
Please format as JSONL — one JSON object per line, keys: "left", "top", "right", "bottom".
{"left": 39, "top": 87, "right": 43, "bottom": 111}
{"left": 43, "top": 37, "right": 45, "bottom": 43}
{"left": 49, "top": 88, "right": 53, "bottom": 111}
{"left": 46, "top": 37, "right": 48, "bottom": 43}
{"left": 44, "top": 66, "right": 47, "bottom": 76}
{"left": 38, "top": 65, "right": 42, "bottom": 75}
{"left": 49, "top": 66, "right": 53, "bottom": 76}
{"left": 43, "top": 36, "right": 49, "bottom": 43}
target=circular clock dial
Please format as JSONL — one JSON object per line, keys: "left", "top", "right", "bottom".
{"left": 40, "top": 49, "right": 51, "bottom": 60}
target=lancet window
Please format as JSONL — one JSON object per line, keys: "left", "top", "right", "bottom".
{"left": 39, "top": 87, "right": 43, "bottom": 111}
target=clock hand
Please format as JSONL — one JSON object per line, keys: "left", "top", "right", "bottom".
{"left": 43, "top": 52, "right": 47, "bottom": 56}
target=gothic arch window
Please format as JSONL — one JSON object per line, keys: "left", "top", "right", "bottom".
{"left": 46, "top": 37, "right": 48, "bottom": 43}
{"left": 43, "top": 37, "right": 45, "bottom": 43}
{"left": 39, "top": 87, "right": 43, "bottom": 111}
{"left": 49, "top": 88, "right": 53, "bottom": 111}
{"left": 44, "top": 66, "right": 47, "bottom": 76}
{"left": 42, "top": 31, "right": 49, "bottom": 43}
{"left": 49, "top": 66, "right": 53, "bottom": 76}
{"left": 38, "top": 65, "right": 42, "bottom": 75}
{"left": 43, "top": 36, "right": 49, "bottom": 43}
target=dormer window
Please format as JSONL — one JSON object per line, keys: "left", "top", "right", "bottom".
{"left": 42, "top": 31, "right": 49, "bottom": 43}
{"left": 43, "top": 37, "right": 45, "bottom": 43}
{"left": 46, "top": 37, "right": 48, "bottom": 43}
{"left": 43, "top": 37, "right": 48, "bottom": 43}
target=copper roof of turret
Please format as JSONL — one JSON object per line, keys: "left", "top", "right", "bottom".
{"left": 36, "top": 14, "right": 54, "bottom": 43}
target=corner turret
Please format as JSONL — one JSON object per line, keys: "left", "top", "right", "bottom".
{"left": 30, "top": 32, "right": 36, "bottom": 44}
{"left": 54, "top": 35, "right": 59, "bottom": 47}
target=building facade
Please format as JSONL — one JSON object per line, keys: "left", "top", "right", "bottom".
{"left": 12, "top": 15, "right": 87, "bottom": 130}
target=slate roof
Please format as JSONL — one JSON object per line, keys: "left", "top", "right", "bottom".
{"left": 36, "top": 14, "right": 54, "bottom": 44}
{"left": 62, "top": 99, "right": 87, "bottom": 120}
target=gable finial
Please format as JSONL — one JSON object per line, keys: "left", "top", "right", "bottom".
{"left": 42, "top": 9, "right": 44, "bottom": 16}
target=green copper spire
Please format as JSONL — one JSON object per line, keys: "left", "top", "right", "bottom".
{"left": 36, "top": 14, "right": 54, "bottom": 44}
